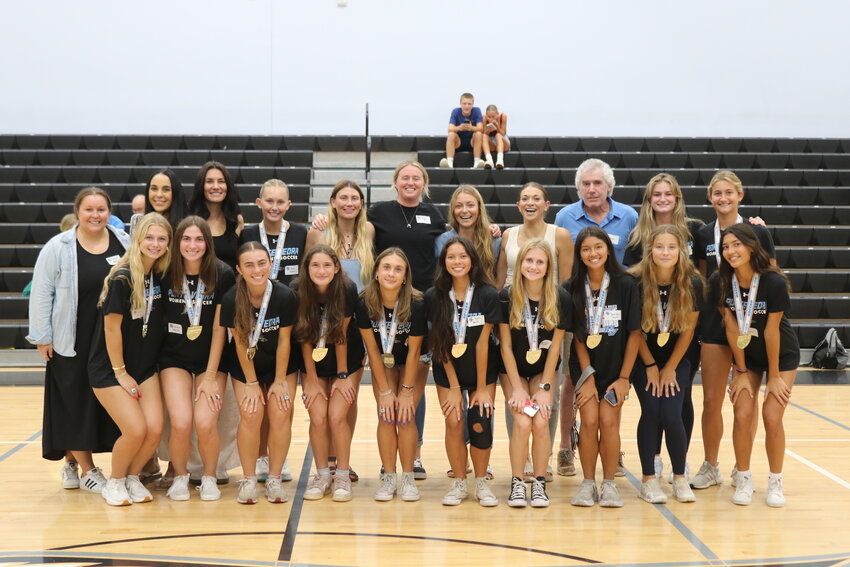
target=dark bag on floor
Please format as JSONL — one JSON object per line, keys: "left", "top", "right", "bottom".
{"left": 810, "top": 327, "right": 848, "bottom": 370}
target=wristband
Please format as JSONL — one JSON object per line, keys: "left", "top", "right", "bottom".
{"left": 111, "top": 364, "right": 125, "bottom": 371}
{"left": 400, "top": 383, "right": 415, "bottom": 391}
{"left": 379, "top": 389, "right": 393, "bottom": 396}
{"left": 644, "top": 362, "right": 657, "bottom": 369}
{"left": 734, "top": 367, "right": 748, "bottom": 374}
{"left": 618, "top": 375, "right": 630, "bottom": 382}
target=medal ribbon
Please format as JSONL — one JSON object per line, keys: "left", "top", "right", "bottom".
{"left": 584, "top": 273, "right": 610, "bottom": 336}
{"left": 378, "top": 300, "right": 400, "bottom": 355}
{"left": 524, "top": 296, "right": 541, "bottom": 351}
{"left": 248, "top": 280, "right": 273, "bottom": 351}
{"left": 656, "top": 286, "right": 671, "bottom": 334}
{"left": 143, "top": 274, "right": 154, "bottom": 328}
{"left": 259, "top": 222, "right": 287, "bottom": 279}
{"left": 732, "top": 274, "right": 760, "bottom": 339}
{"left": 449, "top": 284, "right": 475, "bottom": 346}
{"left": 315, "top": 309, "right": 329, "bottom": 350}
{"left": 182, "top": 276, "right": 205, "bottom": 327}
{"left": 713, "top": 215, "right": 743, "bottom": 267}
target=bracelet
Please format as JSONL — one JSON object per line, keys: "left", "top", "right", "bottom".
{"left": 400, "top": 384, "right": 415, "bottom": 391}
{"left": 379, "top": 389, "right": 393, "bottom": 396}
{"left": 111, "top": 364, "right": 125, "bottom": 371}
{"left": 205, "top": 369, "right": 217, "bottom": 375}
{"left": 246, "top": 381, "right": 260, "bottom": 386}
{"left": 644, "top": 362, "right": 657, "bottom": 369}
{"left": 450, "top": 385, "right": 461, "bottom": 390}
{"left": 734, "top": 367, "right": 748, "bottom": 374}
{"left": 618, "top": 375, "right": 630, "bottom": 382}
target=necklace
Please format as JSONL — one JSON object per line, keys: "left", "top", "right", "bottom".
{"left": 398, "top": 202, "right": 420, "bottom": 229}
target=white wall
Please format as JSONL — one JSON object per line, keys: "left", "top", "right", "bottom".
{"left": 3, "top": 0, "right": 849, "bottom": 137}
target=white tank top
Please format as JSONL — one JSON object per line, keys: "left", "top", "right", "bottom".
{"left": 504, "top": 223, "right": 559, "bottom": 285}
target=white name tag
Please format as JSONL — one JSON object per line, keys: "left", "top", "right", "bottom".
{"left": 467, "top": 314, "right": 485, "bottom": 327}
{"left": 106, "top": 255, "right": 120, "bottom": 265}
{"left": 540, "top": 339, "right": 553, "bottom": 350}
{"left": 415, "top": 215, "right": 431, "bottom": 224}
{"left": 749, "top": 328, "right": 759, "bottom": 338}
{"left": 603, "top": 308, "right": 621, "bottom": 326}
{"left": 168, "top": 322, "right": 182, "bottom": 334}
{"left": 284, "top": 265, "right": 298, "bottom": 276}
{"left": 607, "top": 233, "right": 620, "bottom": 245}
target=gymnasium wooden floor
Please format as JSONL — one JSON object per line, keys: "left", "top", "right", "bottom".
{"left": 1, "top": 383, "right": 849, "bottom": 567}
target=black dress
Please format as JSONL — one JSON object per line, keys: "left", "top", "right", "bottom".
{"left": 42, "top": 234, "right": 123, "bottom": 460}
{"left": 213, "top": 230, "right": 240, "bottom": 271}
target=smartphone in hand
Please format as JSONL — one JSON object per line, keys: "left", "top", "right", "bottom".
{"left": 603, "top": 388, "right": 618, "bottom": 407}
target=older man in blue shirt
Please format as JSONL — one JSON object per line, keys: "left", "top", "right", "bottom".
{"left": 554, "top": 158, "right": 637, "bottom": 265}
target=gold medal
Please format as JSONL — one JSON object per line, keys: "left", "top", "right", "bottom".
{"left": 586, "top": 334, "right": 602, "bottom": 349}
{"left": 187, "top": 325, "right": 202, "bottom": 341}
{"left": 312, "top": 347, "right": 328, "bottom": 362}
{"left": 451, "top": 343, "right": 467, "bottom": 358}
{"left": 142, "top": 324, "right": 148, "bottom": 338}
{"left": 657, "top": 332, "right": 670, "bottom": 347}
{"left": 381, "top": 353, "right": 395, "bottom": 369}
{"left": 736, "top": 334, "right": 751, "bottom": 349}
{"left": 526, "top": 349, "right": 542, "bottom": 364}
{"left": 246, "top": 346, "right": 257, "bottom": 360}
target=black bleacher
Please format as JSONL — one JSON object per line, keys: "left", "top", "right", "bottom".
{"left": 1, "top": 134, "right": 848, "bottom": 350}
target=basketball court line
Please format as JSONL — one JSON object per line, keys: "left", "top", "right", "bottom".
{"left": 785, "top": 449, "right": 850, "bottom": 491}
{"left": 0, "top": 430, "right": 41, "bottom": 464}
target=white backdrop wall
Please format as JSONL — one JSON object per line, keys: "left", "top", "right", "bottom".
{"left": 2, "top": 0, "right": 849, "bottom": 137}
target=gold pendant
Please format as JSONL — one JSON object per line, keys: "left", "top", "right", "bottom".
{"left": 312, "top": 347, "right": 328, "bottom": 362}
{"left": 526, "top": 349, "right": 542, "bottom": 364}
{"left": 142, "top": 324, "right": 148, "bottom": 338}
{"left": 451, "top": 343, "right": 467, "bottom": 358}
{"left": 246, "top": 346, "right": 257, "bottom": 360}
{"left": 381, "top": 353, "right": 395, "bottom": 369}
{"left": 586, "top": 334, "right": 602, "bottom": 349}
{"left": 187, "top": 325, "right": 202, "bottom": 341}
{"left": 736, "top": 334, "right": 751, "bottom": 349}
{"left": 657, "top": 332, "right": 670, "bottom": 347}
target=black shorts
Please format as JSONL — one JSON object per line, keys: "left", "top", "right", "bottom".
{"left": 91, "top": 366, "right": 157, "bottom": 389}
{"left": 699, "top": 307, "right": 728, "bottom": 345}
{"left": 159, "top": 353, "right": 228, "bottom": 376}
{"left": 457, "top": 135, "right": 474, "bottom": 152}
{"left": 432, "top": 368, "right": 498, "bottom": 390}
{"left": 745, "top": 351, "right": 801, "bottom": 374}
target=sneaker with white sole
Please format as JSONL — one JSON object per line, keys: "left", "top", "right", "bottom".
{"left": 81, "top": 467, "right": 107, "bottom": 494}
{"left": 530, "top": 478, "right": 549, "bottom": 508}
{"left": 474, "top": 477, "right": 498, "bottom": 507}
{"left": 600, "top": 479, "right": 624, "bottom": 507}
{"left": 766, "top": 474, "right": 786, "bottom": 507}
{"left": 281, "top": 459, "right": 292, "bottom": 482}
{"left": 101, "top": 478, "right": 131, "bottom": 506}
{"left": 398, "top": 472, "right": 420, "bottom": 502}
{"left": 439, "top": 158, "right": 452, "bottom": 169}
{"left": 374, "top": 473, "right": 397, "bottom": 502}
{"left": 473, "top": 159, "right": 486, "bottom": 169}
{"left": 332, "top": 473, "right": 353, "bottom": 502}
{"left": 61, "top": 461, "right": 80, "bottom": 489}
{"left": 690, "top": 461, "right": 722, "bottom": 489}
{"left": 731, "top": 471, "right": 754, "bottom": 506}
{"left": 557, "top": 449, "right": 576, "bottom": 476}
{"left": 672, "top": 477, "right": 696, "bottom": 503}
{"left": 484, "top": 156, "right": 495, "bottom": 169}
{"left": 198, "top": 475, "right": 221, "bottom": 501}
{"left": 495, "top": 156, "right": 505, "bottom": 169}
{"left": 304, "top": 474, "right": 332, "bottom": 500}
{"left": 167, "top": 474, "right": 191, "bottom": 501}
{"left": 654, "top": 455, "right": 664, "bottom": 479}
{"left": 639, "top": 478, "right": 667, "bottom": 504}
{"left": 126, "top": 475, "right": 153, "bottom": 503}
{"left": 508, "top": 476, "right": 527, "bottom": 508}
{"left": 265, "top": 476, "right": 288, "bottom": 503}
{"left": 256, "top": 456, "right": 270, "bottom": 483}
{"left": 442, "top": 478, "right": 468, "bottom": 506}
{"left": 668, "top": 462, "right": 690, "bottom": 484}
{"left": 237, "top": 476, "right": 258, "bottom": 504}
{"left": 571, "top": 479, "right": 599, "bottom": 507}
{"left": 615, "top": 452, "right": 626, "bottom": 477}
{"left": 413, "top": 458, "right": 427, "bottom": 480}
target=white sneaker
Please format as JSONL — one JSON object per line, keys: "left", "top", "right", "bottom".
{"left": 81, "top": 467, "right": 107, "bottom": 494}
{"left": 101, "top": 478, "right": 131, "bottom": 506}
{"left": 654, "top": 455, "right": 664, "bottom": 479}
{"left": 600, "top": 479, "right": 624, "bottom": 507}
{"left": 766, "top": 474, "right": 786, "bottom": 507}
{"left": 474, "top": 477, "right": 498, "bottom": 507}
{"left": 237, "top": 476, "right": 258, "bottom": 504}
{"left": 731, "top": 471, "right": 754, "bottom": 506}
{"left": 441, "top": 478, "right": 468, "bottom": 506}
{"left": 126, "top": 475, "right": 153, "bottom": 503}
{"left": 167, "top": 474, "right": 191, "bottom": 501}
{"left": 507, "top": 476, "right": 527, "bottom": 508}
{"left": 690, "top": 461, "right": 722, "bottom": 489}
{"left": 672, "top": 478, "right": 696, "bottom": 503}
{"left": 265, "top": 476, "right": 288, "bottom": 503}
{"left": 557, "top": 449, "right": 576, "bottom": 476}
{"left": 473, "top": 158, "right": 486, "bottom": 169}
{"left": 412, "top": 458, "right": 427, "bottom": 480}
{"left": 731, "top": 465, "right": 738, "bottom": 487}
{"left": 615, "top": 452, "right": 626, "bottom": 477}
{"left": 638, "top": 478, "right": 667, "bottom": 504}
{"left": 256, "top": 456, "right": 270, "bottom": 483}
{"left": 495, "top": 155, "right": 505, "bottom": 169}
{"left": 281, "top": 459, "right": 293, "bottom": 482}
{"left": 398, "top": 472, "right": 420, "bottom": 502}
{"left": 484, "top": 155, "right": 494, "bottom": 169}
{"left": 439, "top": 158, "right": 452, "bottom": 169}
{"left": 571, "top": 479, "right": 598, "bottom": 507}
{"left": 332, "top": 473, "right": 353, "bottom": 502}
{"left": 374, "top": 473, "right": 396, "bottom": 502}
{"left": 530, "top": 478, "right": 549, "bottom": 508}
{"left": 61, "top": 461, "right": 80, "bottom": 489}
{"left": 198, "top": 475, "right": 221, "bottom": 501}
{"left": 668, "top": 462, "right": 690, "bottom": 484}
{"left": 304, "top": 474, "right": 332, "bottom": 500}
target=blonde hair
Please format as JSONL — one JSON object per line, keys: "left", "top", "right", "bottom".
{"left": 706, "top": 170, "right": 744, "bottom": 200}
{"left": 259, "top": 178, "right": 289, "bottom": 199}
{"left": 59, "top": 213, "right": 77, "bottom": 232}
{"left": 508, "top": 239, "right": 560, "bottom": 331}
{"left": 98, "top": 213, "right": 172, "bottom": 317}
{"left": 628, "top": 173, "right": 699, "bottom": 250}
{"left": 392, "top": 160, "right": 430, "bottom": 200}
{"left": 327, "top": 179, "right": 374, "bottom": 284}
{"left": 448, "top": 185, "right": 496, "bottom": 275}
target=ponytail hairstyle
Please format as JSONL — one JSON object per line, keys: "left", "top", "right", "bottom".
{"left": 508, "top": 239, "right": 559, "bottom": 330}
{"left": 327, "top": 179, "right": 374, "bottom": 284}
{"left": 293, "top": 244, "right": 353, "bottom": 345}
{"left": 448, "top": 185, "right": 496, "bottom": 275}
{"left": 233, "top": 241, "right": 271, "bottom": 342}
{"left": 568, "top": 226, "right": 624, "bottom": 341}
{"left": 362, "top": 247, "right": 422, "bottom": 324}
{"left": 170, "top": 216, "right": 218, "bottom": 292}
{"left": 718, "top": 223, "right": 789, "bottom": 306}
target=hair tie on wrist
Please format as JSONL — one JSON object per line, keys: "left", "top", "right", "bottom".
{"left": 644, "top": 362, "right": 657, "bottom": 369}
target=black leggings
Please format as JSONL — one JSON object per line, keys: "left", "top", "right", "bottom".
{"left": 654, "top": 339, "right": 699, "bottom": 454}
{"left": 634, "top": 359, "right": 691, "bottom": 477}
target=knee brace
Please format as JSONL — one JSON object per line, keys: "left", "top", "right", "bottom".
{"left": 466, "top": 407, "right": 494, "bottom": 450}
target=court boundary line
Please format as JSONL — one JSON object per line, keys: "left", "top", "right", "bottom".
{"left": 278, "top": 444, "right": 314, "bottom": 561}
{"left": 0, "top": 430, "right": 41, "bottom": 464}
{"left": 786, "top": 449, "right": 850, "bottom": 491}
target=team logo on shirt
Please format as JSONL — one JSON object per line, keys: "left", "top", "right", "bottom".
{"left": 601, "top": 304, "right": 621, "bottom": 336}
{"left": 262, "top": 316, "right": 281, "bottom": 333}
{"left": 279, "top": 247, "right": 301, "bottom": 261}
{"left": 167, "top": 289, "right": 214, "bottom": 306}
{"left": 725, "top": 297, "right": 767, "bottom": 315}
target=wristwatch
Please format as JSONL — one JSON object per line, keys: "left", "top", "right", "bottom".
{"left": 538, "top": 382, "right": 551, "bottom": 391}
{"left": 336, "top": 371, "right": 350, "bottom": 380}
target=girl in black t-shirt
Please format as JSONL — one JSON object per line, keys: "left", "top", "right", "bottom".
{"left": 159, "top": 216, "right": 234, "bottom": 502}
{"left": 427, "top": 236, "right": 500, "bottom": 507}
{"left": 189, "top": 161, "right": 244, "bottom": 269}
{"left": 356, "top": 248, "right": 427, "bottom": 502}
{"left": 220, "top": 242, "right": 298, "bottom": 505}
{"left": 295, "top": 245, "right": 365, "bottom": 503}
{"left": 629, "top": 225, "right": 702, "bottom": 505}
{"left": 719, "top": 223, "right": 799, "bottom": 508}
{"left": 499, "top": 240, "right": 569, "bottom": 508}
{"left": 567, "top": 226, "right": 641, "bottom": 508}
{"left": 90, "top": 213, "right": 172, "bottom": 506}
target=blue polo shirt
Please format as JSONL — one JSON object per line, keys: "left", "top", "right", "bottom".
{"left": 554, "top": 198, "right": 638, "bottom": 265}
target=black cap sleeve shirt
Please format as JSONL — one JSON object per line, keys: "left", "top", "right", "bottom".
{"left": 219, "top": 281, "right": 297, "bottom": 383}
{"left": 88, "top": 269, "right": 165, "bottom": 387}
{"left": 644, "top": 275, "right": 703, "bottom": 367}
{"left": 240, "top": 222, "right": 309, "bottom": 287}
{"left": 567, "top": 274, "right": 641, "bottom": 386}
{"left": 694, "top": 220, "right": 776, "bottom": 279}
{"left": 722, "top": 270, "right": 799, "bottom": 372}
{"left": 499, "top": 286, "right": 572, "bottom": 379}
{"left": 368, "top": 201, "right": 446, "bottom": 293}
{"left": 427, "top": 284, "right": 502, "bottom": 389}
{"left": 355, "top": 297, "right": 428, "bottom": 366}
